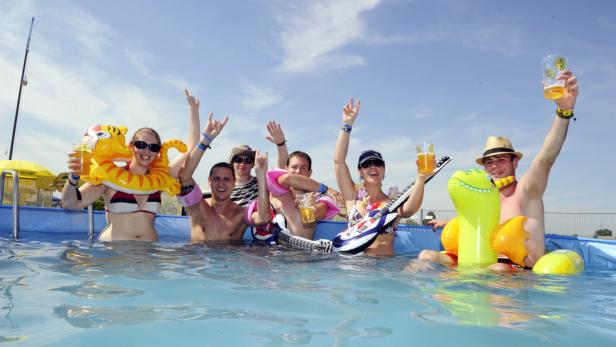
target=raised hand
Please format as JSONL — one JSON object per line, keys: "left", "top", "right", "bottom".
{"left": 254, "top": 150, "right": 268, "bottom": 175}
{"left": 67, "top": 151, "right": 81, "bottom": 176}
{"left": 185, "top": 89, "right": 200, "bottom": 109}
{"left": 203, "top": 112, "right": 229, "bottom": 142}
{"left": 554, "top": 70, "right": 578, "bottom": 111}
{"left": 265, "top": 121, "right": 286, "bottom": 145}
{"left": 325, "top": 187, "right": 345, "bottom": 208}
{"left": 427, "top": 219, "right": 448, "bottom": 231}
{"left": 342, "top": 97, "right": 361, "bottom": 125}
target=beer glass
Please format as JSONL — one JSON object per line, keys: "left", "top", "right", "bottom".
{"left": 416, "top": 142, "right": 435, "bottom": 174}
{"left": 72, "top": 143, "right": 93, "bottom": 176}
{"left": 542, "top": 55, "right": 567, "bottom": 100}
{"left": 298, "top": 193, "right": 316, "bottom": 225}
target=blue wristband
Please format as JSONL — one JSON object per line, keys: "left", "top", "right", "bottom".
{"left": 341, "top": 124, "right": 352, "bottom": 133}
{"left": 318, "top": 183, "right": 328, "bottom": 194}
{"left": 201, "top": 132, "right": 214, "bottom": 143}
{"left": 197, "top": 142, "right": 210, "bottom": 151}
{"left": 69, "top": 174, "right": 80, "bottom": 186}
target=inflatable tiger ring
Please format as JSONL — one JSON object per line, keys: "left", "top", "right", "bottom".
{"left": 79, "top": 125, "right": 187, "bottom": 196}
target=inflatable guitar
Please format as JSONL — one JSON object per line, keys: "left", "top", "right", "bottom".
{"left": 271, "top": 214, "right": 333, "bottom": 253}
{"left": 332, "top": 156, "right": 452, "bottom": 254}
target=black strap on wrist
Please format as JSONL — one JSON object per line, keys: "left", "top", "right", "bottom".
{"left": 276, "top": 140, "right": 287, "bottom": 147}
{"left": 556, "top": 107, "right": 575, "bottom": 121}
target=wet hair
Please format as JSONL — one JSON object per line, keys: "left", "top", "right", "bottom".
{"left": 286, "top": 151, "right": 312, "bottom": 170}
{"left": 131, "top": 127, "right": 161, "bottom": 145}
{"left": 209, "top": 162, "right": 235, "bottom": 178}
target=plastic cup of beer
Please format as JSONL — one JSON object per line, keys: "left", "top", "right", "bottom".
{"left": 542, "top": 55, "right": 567, "bottom": 100}
{"left": 73, "top": 143, "right": 93, "bottom": 176}
{"left": 298, "top": 193, "right": 316, "bottom": 226}
{"left": 416, "top": 142, "right": 435, "bottom": 174}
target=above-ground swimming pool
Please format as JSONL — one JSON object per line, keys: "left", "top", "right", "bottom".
{"left": 1, "top": 206, "right": 616, "bottom": 346}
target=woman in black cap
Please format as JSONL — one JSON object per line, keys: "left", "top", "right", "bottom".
{"left": 333, "top": 98, "right": 429, "bottom": 256}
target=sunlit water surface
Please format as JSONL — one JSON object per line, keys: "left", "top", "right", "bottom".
{"left": 1, "top": 238, "right": 615, "bottom": 346}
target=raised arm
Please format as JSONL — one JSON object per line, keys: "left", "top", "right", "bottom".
{"left": 523, "top": 70, "right": 578, "bottom": 198}
{"left": 179, "top": 112, "right": 229, "bottom": 184}
{"left": 61, "top": 150, "right": 106, "bottom": 209}
{"left": 265, "top": 121, "right": 289, "bottom": 168}
{"left": 250, "top": 150, "right": 272, "bottom": 226}
{"left": 169, "top": 89, "right": 202, "bottom": 177}
{"left": 277, "top": 172, "right": 341, "bottom": 200}
{"left": 333, "top": 98, "right": 361, "bottom": 202}
{"left": 398, "top": 171, "right": 429, "bottom": 218}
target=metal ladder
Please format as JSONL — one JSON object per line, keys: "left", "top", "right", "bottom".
{"left": 0, "top": 169, "right": 95, "bottom": 240}
{"left": 0, "top": 170, "right": 20, "bottom": 239}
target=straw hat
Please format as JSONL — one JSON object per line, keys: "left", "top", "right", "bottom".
{"left": 228, "top": 144, "right": 256, "bottom": 163}
{"left": 475, "top": 136, "right": 523, "bottom": 165}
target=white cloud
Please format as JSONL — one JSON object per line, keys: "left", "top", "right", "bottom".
{"left": 0, "top": 1, "right": 194, "bottom": 176}
{"left": 240, "top": 82, "right": 283, "bottom": 112}
{"left": 277, "top": 0, "right": 381, "bottom": 73}
{"left": 410, "top": 106, "right": 434, "bottom": 120}
{"left": 125, "top": 47, "right": 151, "bottom": 77}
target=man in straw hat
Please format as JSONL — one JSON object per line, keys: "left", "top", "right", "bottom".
{"left": 416, "top": 69, "right": 579, "bottom": 271}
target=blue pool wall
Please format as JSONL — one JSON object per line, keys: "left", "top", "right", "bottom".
{"left": 2, "top": 205, "right": 615, "bottom": 269}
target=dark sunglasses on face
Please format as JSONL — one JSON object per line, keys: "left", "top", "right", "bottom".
{"left": 232, "top": 156, "right": 254, "bottom": 164}
{"left": 133, "top": 140, "right": 161, "bottom": 153}
{"left": 360, "top": 159, "right": 385, "bottom": 169}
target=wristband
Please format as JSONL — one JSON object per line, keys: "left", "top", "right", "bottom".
{"left": 556, "top": 107, "right": 575, "bottom": 120}
{"left": 318, "top": 183, "right": 328, "bottom": 194}
{"left": 276, "top": 140, "right": 287, "bottom": 147}
{"left": 201, "top": 132, "right": 214, "bottom": 143}
{"left": 341, "top": 124, "right": 352, "bottom": 133}
{"left": 69, "top": 174, "right": 80, "bottom": 186}
{"left": 177, "top": 183, "right": 203, "bottom": 207}
{"left": 197, "top": 142, "right": 210, "bottom": 151}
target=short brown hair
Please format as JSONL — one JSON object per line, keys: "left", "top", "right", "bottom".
{"left": 209, "top": 162, "right": 235, "bottom": 178}
{"left": 287, "top": 151, "right": 312, "bottom": 170}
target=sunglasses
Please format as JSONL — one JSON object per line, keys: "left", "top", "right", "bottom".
{"left": 232, "top": 156, "right": 254, "bottom": 164}
{"left": 359, "top": 159, "right": 385, "bottom": 169}
{"left": 133, "top": 140, "right": 161, "bottom": 153}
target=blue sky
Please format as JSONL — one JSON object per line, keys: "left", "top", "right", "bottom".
{"left": 1, "top": 0, "right": 614, "bottom": 213}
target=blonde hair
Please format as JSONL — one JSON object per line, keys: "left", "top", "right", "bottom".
{"left": 131, "top": 127, "right": 161, "bottom": 144}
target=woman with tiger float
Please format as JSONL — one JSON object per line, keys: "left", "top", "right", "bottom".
{"left": 61, "top": 90, "right": 201, "bottom": 241}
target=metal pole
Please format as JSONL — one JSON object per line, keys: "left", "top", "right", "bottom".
{"left": 8, "top": 17, "right": 34, "bottom": 160}
{"left": 88, "top": 204, "right": 94, "bottom": 241}
{"left": 12, "top": 173, "right": 19, "bottom": 239}
{"left": 1, "top": 170, "right": 20, "bottom": 239}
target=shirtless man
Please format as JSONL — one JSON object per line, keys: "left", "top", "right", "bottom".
{"left": 177, "top": 113, "right": 271, "bottom": 242}
{"left": 420, "top": 69, "right": 579, "bottom": 269}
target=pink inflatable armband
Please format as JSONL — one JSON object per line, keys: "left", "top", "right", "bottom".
{"left": 244, "top": 200, "right": 258, "bottom": 226}
{"left": 266, "top": 169, "right": 290, "bottom": 197}
{"left": 177, "top": 184, "right": 203, "bottom": 207}
{"left": 316, "top": 194, "right": 340, "bottom": 220}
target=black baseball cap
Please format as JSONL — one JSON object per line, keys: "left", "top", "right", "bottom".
{"left": 357, "top": 150, "right": 384, "bottom": 169}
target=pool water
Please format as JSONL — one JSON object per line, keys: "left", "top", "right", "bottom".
{"left": 1, "top": 238, "right": 615, "bottom": 346}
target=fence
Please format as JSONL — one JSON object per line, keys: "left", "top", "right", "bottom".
{"left": 2, "top": 176, "right": 53, "bottom": 207}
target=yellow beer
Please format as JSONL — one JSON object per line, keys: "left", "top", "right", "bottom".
{"left": 73, "top": 144, "right": 93, "bottom": 176}
{"left": 418, "top": 152, "right": 435, "bottom": 174}
{"left": 299, "top": 206, "right": 316, "bottom": 224}
{"left": 543, "top": 85, "right": 564, "bottom": 100}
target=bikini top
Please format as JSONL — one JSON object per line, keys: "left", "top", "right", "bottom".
{"left": 347, "top": 188, "right": 395, "bottom": 232}
{"left": 107, "top": 190, "right": 162, "bottom": 214}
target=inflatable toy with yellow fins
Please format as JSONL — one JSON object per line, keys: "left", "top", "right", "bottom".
{"left": 79, "top": 125, "right": 187, "bottom": 196}
{"left": 441, "top": 169, "right": 584, "bottom": 275}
